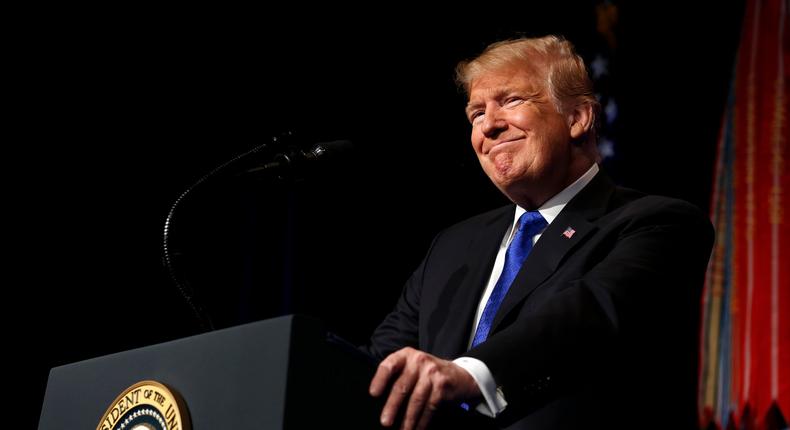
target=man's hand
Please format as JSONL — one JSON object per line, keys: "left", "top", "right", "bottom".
{"left": 369, "top": 347, "right": 481, "bottom": 430}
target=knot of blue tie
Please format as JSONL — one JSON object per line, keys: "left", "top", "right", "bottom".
{"left": 471, "top": 210, "right": 547, "bottom": 348}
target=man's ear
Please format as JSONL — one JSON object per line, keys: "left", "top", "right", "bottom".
{"left": 568, "top": 103, "right": 594, "bottom": 140}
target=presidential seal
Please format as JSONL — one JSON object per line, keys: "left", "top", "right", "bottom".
{"left": 96, "top": 380, "right": 190, "bottom": 430}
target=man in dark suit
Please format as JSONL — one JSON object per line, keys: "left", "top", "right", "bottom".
{"left": 366, "top": 36, "right": 714, "bottom": 430}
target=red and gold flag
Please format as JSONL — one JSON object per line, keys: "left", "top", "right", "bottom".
{"left": 699, "top": 0, "right": 790, "bottom": 429}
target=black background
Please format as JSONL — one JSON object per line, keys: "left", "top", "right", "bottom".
{"left": 17, "top": 2, "right": 744, "bottom": 426}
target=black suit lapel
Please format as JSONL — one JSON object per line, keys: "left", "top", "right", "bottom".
{"left": 490, "top": 172, "right": 616, "bottom": 333}
{"left": 429, "top": 207, "right": 514, "bottom": 359}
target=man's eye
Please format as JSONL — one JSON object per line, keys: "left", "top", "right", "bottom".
{"left": 504, "top": 98, "right": 523, "bottom": 108}
{"left": 470, "top": 112, "right": 485, "bottom": 123}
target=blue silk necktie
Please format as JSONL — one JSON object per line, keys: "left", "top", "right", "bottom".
{"left": 471, "top": 210, "right": 547, "bottom": 348}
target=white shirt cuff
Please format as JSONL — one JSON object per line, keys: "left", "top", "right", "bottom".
{"left": 453, "top": 356, "right": 507, "bottom": 417}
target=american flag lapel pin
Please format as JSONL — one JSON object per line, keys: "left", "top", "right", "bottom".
{"left": 562, "top": 226, "right": 576, "bottom": 239}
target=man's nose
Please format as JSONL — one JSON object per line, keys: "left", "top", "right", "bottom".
{"left": 481, "top": 109, "right": 507, "bottom": 137}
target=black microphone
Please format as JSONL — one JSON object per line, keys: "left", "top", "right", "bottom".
{"left": 241, "top": 139, "right": 354, "bottom": 177}
{"left": 162, "top": 137, "right": 352, "bottom": 332}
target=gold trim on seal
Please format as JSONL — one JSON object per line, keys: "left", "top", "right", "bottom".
{"left": 96, "top": 380, "right": 190, "bottom": 430}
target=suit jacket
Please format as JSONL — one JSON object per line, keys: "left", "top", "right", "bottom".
{"left": 366, "top": 172, "right": 714, "bottom": 430}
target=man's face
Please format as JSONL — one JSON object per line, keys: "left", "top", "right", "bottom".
{"left": 466, "top": 64, "right": 575, "bottom": 208}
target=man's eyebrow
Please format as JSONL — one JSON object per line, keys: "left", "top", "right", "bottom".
{"left": 465, "top": 101, "right": 484, "bottom": 116}
{"left": 466, "top": 88, "right": 542, "bottom": 115}
{"left": 464, "top": 88, "right": 512, "bottom": 116}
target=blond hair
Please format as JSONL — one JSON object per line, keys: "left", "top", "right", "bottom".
{"left": 456, "top": 35, "right": 600, "bottom": 147}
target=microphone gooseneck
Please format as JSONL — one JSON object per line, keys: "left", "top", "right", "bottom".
{"left": 162, "top": 137, "right": 352, "bottom": 332}
{"left": 162, "top": 141, "right": 272, "bottom": 332}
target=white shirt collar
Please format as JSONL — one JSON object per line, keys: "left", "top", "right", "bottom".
{"left": 513, "top": 163, "right": 600, "bottom": 230}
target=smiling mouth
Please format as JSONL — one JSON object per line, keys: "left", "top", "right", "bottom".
{"left": 487, "top": 137, "right": 524, "bottom": 154}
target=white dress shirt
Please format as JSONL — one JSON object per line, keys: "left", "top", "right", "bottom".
{"left": 453, "top": 164, "right": 599, "bottom": 417}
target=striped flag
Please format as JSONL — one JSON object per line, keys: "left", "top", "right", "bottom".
{"left": 699, "top": 0, "right": 790, "bottom": 429}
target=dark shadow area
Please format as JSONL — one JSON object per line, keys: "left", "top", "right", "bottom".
{"left": 14, "top": 2, "right": 744, "bottom": 427}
